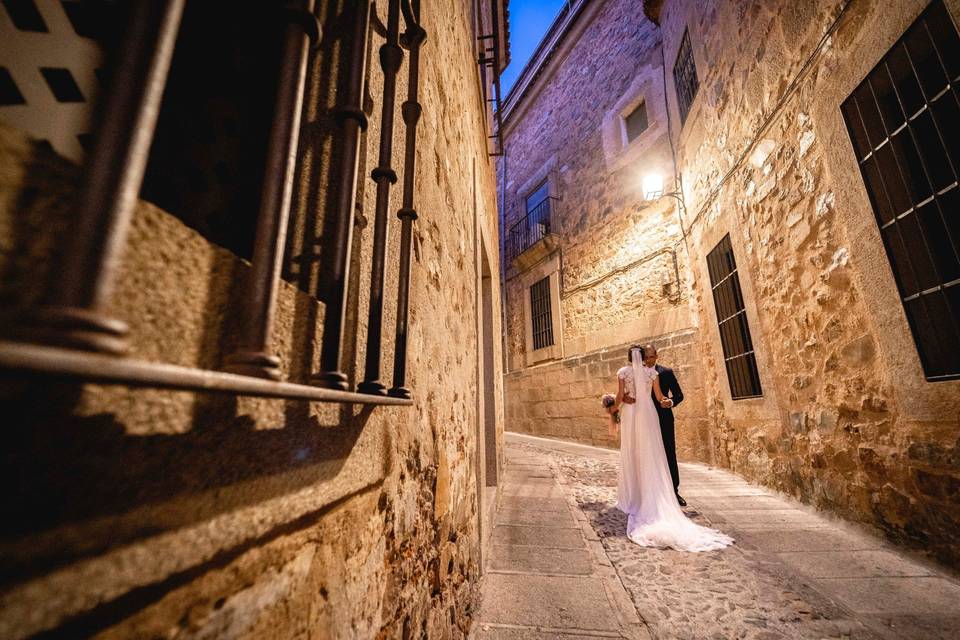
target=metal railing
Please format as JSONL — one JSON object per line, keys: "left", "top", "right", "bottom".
{"left": 0, "top": 0, "right": 427, "bottom": 406}
{"left": 507, "top": 198, "right": 552, "bottom": 262}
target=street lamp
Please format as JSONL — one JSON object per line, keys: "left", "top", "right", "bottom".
{"left": 643, "top": 172, "right": 686, "bottom": 206}
{"left": 642, "top": 173, "right": 664, "bottom": 200}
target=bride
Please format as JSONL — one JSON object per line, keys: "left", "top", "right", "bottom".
{"left": 612, "top": 345, "right": 732, "bottom": 551}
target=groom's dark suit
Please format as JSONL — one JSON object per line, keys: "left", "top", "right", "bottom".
{"left": 651, "top": 364, "right": 684, "bottom": 493}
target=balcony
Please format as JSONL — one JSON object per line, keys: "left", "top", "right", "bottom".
{"left": 507, "top": 198, "right": 560, "bottom": 271}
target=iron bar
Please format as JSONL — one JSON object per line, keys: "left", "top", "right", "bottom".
{"left": 24, "top": 0, "right": 185, "bottom": 355}
{"left": 224, "top": 1, "right": 319, "bottom": 380}
{"left": 0, "top": 341, "right": 411, "bottom": 406}
{"left": 506, "top": 197, "right": 551, "bottom": 261}
{"left": 389, "top": 0, "right": 426, "bottom": 399}
{"left": 488, "top": 0, "right": 505, "bottom": 156}
{"left": 358, "top": 0, "right": 403, "bottom": 396}
{"left": 313, "top": 0, "right": 372, "bottom": 390}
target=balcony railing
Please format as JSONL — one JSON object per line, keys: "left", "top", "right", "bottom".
{"left": 507, "top": 198, "right": 552, "bottom": 262}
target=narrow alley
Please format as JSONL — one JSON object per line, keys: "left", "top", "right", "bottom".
{"left": 474, "top": 433, "right": 960, "bottom": 640}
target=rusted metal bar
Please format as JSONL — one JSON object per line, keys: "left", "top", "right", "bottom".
{"left": 488, "top": 0, "right": 505, "bottom": 157}
{"left": 0, "top": 341, "right": 412, "bottom": 406}
{"left": 24, "top": 0, "right": 185, "bottom": 355}
{"left": 389, "top": 0, "right": 426, "bottom": 400}
{"left": 358, "top": 0, "right": 403, "bottom": 396}
{"left": 225, "top": 1, "right": 319, "bottom": 380}
{"left": 313, "top": 0, "right": 372, "bottom": 390}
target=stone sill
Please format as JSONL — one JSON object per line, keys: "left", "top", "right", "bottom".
{"left": 511, "top": 233, "right": 561, "bottom": 273}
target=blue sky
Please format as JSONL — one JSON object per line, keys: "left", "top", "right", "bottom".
{"left": 501, "top": 0, "right": 568, "bottom": 97}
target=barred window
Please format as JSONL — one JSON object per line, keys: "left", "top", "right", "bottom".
{"left": 841, "top": 0, "right": 960, "bottom": 381}
{"left": 141, "top": 1, "right": 285, "bottom": 262}
{"left": 672, "top": 28, "right": 699, "bottom": 124}
{"left": 508, "top": 180, "right": 551, "bottom": 261}
{"left": 0, "top": 0, "right": 429, "bottom": 404}
{"left": 530, "top": 276, "right": 554, "bottom": 351}
{"left": 624, "top": 101, "right": 648, "bottom": 142}
{"left": 707, "top": 235, "right": 762, "bottom": 399}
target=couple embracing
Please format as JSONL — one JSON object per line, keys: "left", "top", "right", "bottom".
{"left": 608, "top": 343, "right": 732, "bottom": 552}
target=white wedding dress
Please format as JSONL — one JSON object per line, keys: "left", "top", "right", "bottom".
{"left": 616, "top": 349, "right": 733, "bottom": 551}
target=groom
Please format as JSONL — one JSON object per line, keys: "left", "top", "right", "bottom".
{"left": 643, "top": 343, "right": 686, "bottom": 506}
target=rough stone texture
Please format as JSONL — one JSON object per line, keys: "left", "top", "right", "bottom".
{"left": 499, "top": 0, "right": 695, "bottom": 369}
{"left": 504, "top": 328, "right": 711, "bottom": 461}
{"left": 656, "top": 0, "right": 960, "bottom": 566}
{"left": 0, "top": 1, "right": 504, "bottom": 637}
{"left": 473, "top": 444, "right": 649, "bottom": 639}
{"left": 507, "top": 432, "right": 960, "bottom": 640}
{"left": 498, "top": 0, "right": 712, "bottom": 478}
{"left": 502, "top": 0, "right": 960, "bottom": 570}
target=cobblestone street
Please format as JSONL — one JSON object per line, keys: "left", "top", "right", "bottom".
{"left": 474, "top": 433, "right": 960, "bottom": 640}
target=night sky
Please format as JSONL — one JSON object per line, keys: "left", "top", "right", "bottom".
{"left": 501, "top": 0, "right": 568, "bottom": 97}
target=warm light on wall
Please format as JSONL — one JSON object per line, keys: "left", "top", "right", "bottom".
{"left": 642, "top": 173, "right": 664, "bottom": 200}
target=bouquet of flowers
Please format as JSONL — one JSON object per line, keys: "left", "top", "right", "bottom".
{"left": 601, "top": 393, "right": 619, "bottom": 424}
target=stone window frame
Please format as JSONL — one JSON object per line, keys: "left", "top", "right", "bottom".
{"left": 601, "top": 65, "right": 668, "bottom": 172}
{"left": 620, "top": 99, "right": 649, "bottom": 146}
{"left": 672, "top": 27, "right": 700, "bottom": 125}
{"left": 839, "top": 0, "right": 960, "bottom": 383}
{"left": 522, "top": 253, "right": 564, "bottom": 365}
{"left": 695, "top": 224, "right": 777, "bottom": 412}
{"left": 706, "top": 234, "right": 763, "bottom": 400}
{"left": 663, "top": 21, "right": 704, "bottom": 133}
{"left": 825, "top": 0, "right": 960, "bottom": 410}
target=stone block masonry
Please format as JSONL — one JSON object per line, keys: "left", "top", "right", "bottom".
{"left": 0, "top": 0, "right": 506, "bottom": 637}
{"left": 502, "top": 0, "right": 960, "bottom": 572}
{"left": 505, "top": 328, "right": 710, "bottom": 461}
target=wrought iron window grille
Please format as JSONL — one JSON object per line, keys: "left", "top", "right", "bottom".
{"left": 529, "top": 276, "right": 554, "bottom": 351}
{"left": 672, "top": 28, "right": 699, "bottom": 125}
{"left": 0, "top": 0, "right": 431, "bottom": 406}
{"left": 840, "top": 0, "right": 960, "bottom": 382}
{"left": 507, "top": 195, "right": 560, "bottom": 262}
{"left": 706, "top": 234, "right": 762, "bottom": 400}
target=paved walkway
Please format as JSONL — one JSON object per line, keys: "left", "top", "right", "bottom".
{"left": 472, "top": 432, "right": 960, "bottom": 640}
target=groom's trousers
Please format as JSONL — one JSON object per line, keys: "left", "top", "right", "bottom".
{"left": 656, "top": 409, "right": 681, "bottom": 493}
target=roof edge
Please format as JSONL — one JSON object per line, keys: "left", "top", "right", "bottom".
{"left": 499, "top": 0, "right": 590, "bottom": 125}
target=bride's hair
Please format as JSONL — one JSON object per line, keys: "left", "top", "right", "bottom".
{"left": 626, "top": 344, "right": 645, "bottom": 362}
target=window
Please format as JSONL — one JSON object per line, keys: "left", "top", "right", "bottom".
{"left": 530, "top": 276, "right": 554, "bottom": 350}
{"left": 508, "top": 180, "right": 552, "bottom": 260}
{"left": 525, "top": 180, "right": 551, "bottom": 240}
{"left": 0, "top": 1, "right": 426, "bottom": 405}
{"left": 141, "top": 1, "right": 286, "bottom": 262}
{"left": 707, "top": 235, "right": 762, "bottom": 399}
{"left": 672, "top": 28, "right": 699, "bottom": 124}
{"left": 840, "top": 0, "right": 960, "bottom": 381}
{"left": 624, "top": 101, "right": 648, "bottom": 142}
{"left": 526, "top": 180, "right": 549, "bottom": 212}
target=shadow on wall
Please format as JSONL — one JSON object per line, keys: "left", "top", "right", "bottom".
{"left": 0, "top": 49, "right": 375, "bottom": 599}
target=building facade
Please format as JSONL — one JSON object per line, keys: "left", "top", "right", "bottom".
{"left": 0, "top": 0, "right": 507, "bottom": 637}
{"left": 499, "top": 0, "right": 710, "bottom": 460}
{"left": 501, "top": 0, "right": 960, "bottom": 566}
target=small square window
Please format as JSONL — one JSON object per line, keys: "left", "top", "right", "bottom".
{"left": 624, "top": 101, "right": 648, "bottom": 142}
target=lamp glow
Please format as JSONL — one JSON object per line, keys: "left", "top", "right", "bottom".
{"left": 643, "top": 173, "right": 664, "bottom": 200}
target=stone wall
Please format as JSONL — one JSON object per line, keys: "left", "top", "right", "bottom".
{"left": 0, "top": 0, "right": 505, "bottom": 637}
{"left": 505, "top": 328, "right": 711, "bottom": 460}
{"left": 656, "top": 0, "right": 960, "bottom": 565}
{"left": 502, "top": 0, "right": 960, "bottom": 567}
{"left": 499, "top": 0, "right": 703, "bottom": 454}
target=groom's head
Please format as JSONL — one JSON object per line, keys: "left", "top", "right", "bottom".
{"left": 642, "top": 344, "right": 658, "bottom": 367}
